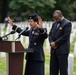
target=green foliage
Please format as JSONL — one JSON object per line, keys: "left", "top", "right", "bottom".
{"left": 0, "top": 0, "right": 76, "bottom": 21}
{"left": 8, "top": 0, "right": 56, "bottom": 21}
{"left": 54, "top": 0, "right": 76, "bottom": 21}
{"left": 74, "top": 57, "right": 76, "bottom": 75}
{"left": 0, "top": 0, "right": 2, "bottom": 21}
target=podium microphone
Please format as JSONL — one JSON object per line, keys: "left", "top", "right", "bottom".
{"left": 0, "top": 31, "right": 16, "bottom": 41}
{"left": 15, "top": 27, "right": 29, "bottom": 41}
{"left": 2, "top": 30, "right": 16, "bottom": 38}
{"left": 10, "top": 30, "right": 16, "bottom": 34}
{"left": 18, "top": 27, "right": 29, "bottom": 37}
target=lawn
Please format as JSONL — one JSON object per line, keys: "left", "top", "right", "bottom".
{"left": 0, "top": 58, "right": 6, "bottom": 75}
{"left": 73, "top": 57, "right": 76, "bottom": 75}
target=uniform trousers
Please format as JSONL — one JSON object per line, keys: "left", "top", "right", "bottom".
{"left": 24, "top": 60, "right": 44, "bottom": 75}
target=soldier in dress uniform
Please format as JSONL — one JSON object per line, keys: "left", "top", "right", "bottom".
{"left": 8, "top": 13, "right": 48, "bottom": 75}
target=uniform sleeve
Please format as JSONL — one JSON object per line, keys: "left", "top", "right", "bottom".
{"left": 12, "top": 25, "right": 29, "bottom": 36}
{"left": 39, "top": 28, "right": 48, "bottom": 39}
{"left": 55, "top": 22, "right": 72, "bottom": 46}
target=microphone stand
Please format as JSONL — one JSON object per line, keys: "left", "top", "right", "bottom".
{"left": 0, "top": 31, "right": 16, "bottom": 41}
{"left": 1, "top": 34, "right": 8, "bottom": 41}
{"left": 14, "top": 27, "right": 29, "bottom": 41}
{"left": 14, "top": 35, "right": 21, "bottom": 41}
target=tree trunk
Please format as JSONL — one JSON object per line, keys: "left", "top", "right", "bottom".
{"left": 1, "top": 0, "right": 8, "bottom": 23}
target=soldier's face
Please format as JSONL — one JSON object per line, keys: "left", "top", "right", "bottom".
{"left": 29, "top": 19, "right": 37, "bottom": 28}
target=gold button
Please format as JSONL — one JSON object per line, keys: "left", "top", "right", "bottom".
{"left": 34, "top": 43, "right": 36, "bottom": 45}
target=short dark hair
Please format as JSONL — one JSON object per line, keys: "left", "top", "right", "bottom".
{"left": 28, "top": 13, "right": 39, "bottom": 22}
{"left": 53, "top": 10, "right": 62, "bottom": 16}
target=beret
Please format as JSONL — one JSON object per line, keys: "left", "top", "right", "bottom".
{"left": 28, "top": 13, "right": 39, "bottom": 22}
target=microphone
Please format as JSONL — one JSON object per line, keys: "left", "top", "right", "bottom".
{"left": 15, "top": 27, "right": 29, "bottom": 41}
{"left": 18, "top": 27, "right": 29, "bottom": 37}
{"left": 0, "top": 30, "right": 16, "bottom": 41}
{"left": 10, "top": 30, "right": 16, "bottom": 34}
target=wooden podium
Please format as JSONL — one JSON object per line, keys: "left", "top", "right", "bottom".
{"left": 0, "top": 41, "right": 33, "bottom": 75}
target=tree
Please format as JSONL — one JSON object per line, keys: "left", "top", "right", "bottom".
{"left": 1, "top": 0, "right": 8, "bottom": 22}
{"left": 0, "top": 0, "right": 75, "bottom": 22}
{"left": 8, "top": 0, "right": 56, "bottom": 21}
{"left": 54, "top": 0, "right": 76, "bottom": 21}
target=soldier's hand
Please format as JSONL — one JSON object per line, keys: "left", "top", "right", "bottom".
{"left": 8, "top": 17, "right": 14, "bottom": 26}
{"left": 37, "top": 17, "right": 43, "bottom": 29}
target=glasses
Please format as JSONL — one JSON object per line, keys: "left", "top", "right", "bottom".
{"left": 53, "top": 16, "right": 59, "bottom": 20}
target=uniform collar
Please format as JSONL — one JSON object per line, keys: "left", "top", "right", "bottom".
{"left": 32, "top": 27, "right": 38, "bottom": 31}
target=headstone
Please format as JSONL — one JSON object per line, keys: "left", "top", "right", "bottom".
{"left": 46, "top": 38, "right": 50, "bottom": 50}
{"left": 68, "top": 54, "right": 74, "bottom": 75}
{"left": 74, "top": 42, "right": 76, "bottom": 56}
{"left": 20, "top": 36, "right": 24, "bottom": 43}
{"left": 70, "top": 34, "right": 74, "bottom": 43}
{"left": 25, "top": 37, "right": 29, "bottom": 45}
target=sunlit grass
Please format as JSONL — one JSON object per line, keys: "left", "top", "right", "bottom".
{"left": 73, "top": 57, "right": 76, "bottom": 75}
{"left": 0, "top": 58, "right": 6, "bottom": 75}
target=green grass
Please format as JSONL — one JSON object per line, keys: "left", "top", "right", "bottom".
{"left": 73, "top": 57, "right": 76, "bottom": 75}
{"left": 0, "top": 58, "right": 6, "bottom": 75}
{"left": 45, "top": 51, "right": 50, "bottom": 75}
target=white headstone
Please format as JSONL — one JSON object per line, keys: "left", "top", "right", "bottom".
{"left": 70, "top": 34, "right": 74, "bottom": 43}
{"left": 25, "top": 37, "right": 29, "bottom": 45}
{"left": 68, "top": 54, "right": 74, "bottom": 75}
{"left": 46, "top": 38, "right": 50, "bottom": 50}
{"left": 74, "top": 42, "right": 76, "bottom": 56}
{"left": 0, "top": 52, "right": 6, "bottom": 58}
{"left": 9, "top": 35, "right": 13, "bottom": 41}
{"left": 20, "top": 36, "right": 24, "bottom": 43}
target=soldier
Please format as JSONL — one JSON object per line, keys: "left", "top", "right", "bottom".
{"left": 8, "top": 13, "right": 48, "bottom": 75}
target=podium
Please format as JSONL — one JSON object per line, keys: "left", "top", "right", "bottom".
{"left": 0, "top": 41, "right": 33, "bottom": 75}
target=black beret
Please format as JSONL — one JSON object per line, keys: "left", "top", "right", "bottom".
{"left": 28, "top": 13, "right": 39, "bottom": 22}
